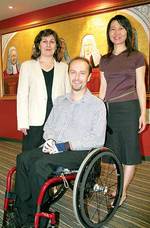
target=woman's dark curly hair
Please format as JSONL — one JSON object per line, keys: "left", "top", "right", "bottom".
{"left": 106, "top": 15, "right": 135, "bottom": 56}
{"left": 31, "top": 29, "right": 61, "bottom": 61}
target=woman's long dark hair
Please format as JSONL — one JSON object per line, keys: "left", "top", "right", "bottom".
{"left": 31, "top": 29, "right": 61, "bottom": 61}
{"left": 106, "top": 15, "right": 135, "bottom": 56}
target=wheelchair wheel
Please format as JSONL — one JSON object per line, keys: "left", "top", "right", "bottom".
{"left": 73, "top": 147, "right": 123, "bottom": 228}
{"left": 41, "top": 181, "right": 67, "bottom": 211}
{"left": 49, "top": 182, "right": 67, "bottom": 204}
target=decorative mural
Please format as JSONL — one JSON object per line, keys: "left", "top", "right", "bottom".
{"left": 1, "top": 4, "right": 150, "bottom": 98}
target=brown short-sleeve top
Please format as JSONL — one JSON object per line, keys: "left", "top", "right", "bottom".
{"left": 99, "top": 50, "right": 145, "bottom": 102}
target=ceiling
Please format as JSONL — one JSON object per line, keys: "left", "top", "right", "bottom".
{"left": 0, "top": 0, "right": 74, "bottom": 21}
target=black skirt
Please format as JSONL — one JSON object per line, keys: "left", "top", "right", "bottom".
{"left": 105, "top": 99, "right": 141, "bottom": 165}
{"left": 22, "top": 101, "right": 53, "bottom": 152}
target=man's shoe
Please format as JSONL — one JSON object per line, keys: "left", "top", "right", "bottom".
{"left": 3, "top": 209, "right": 22, "bottom": 228}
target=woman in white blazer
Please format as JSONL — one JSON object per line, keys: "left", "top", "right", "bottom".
{"left": 17, "top": 29, "right": 70, "bottom": 151}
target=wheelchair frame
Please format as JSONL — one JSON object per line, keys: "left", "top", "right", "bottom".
{"left": 2, "top": 147, "right": 123, "bottom": 228}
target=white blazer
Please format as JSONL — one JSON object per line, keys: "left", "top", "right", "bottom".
{"left": 17, "top": 59, "right": 71, "bottom": 130}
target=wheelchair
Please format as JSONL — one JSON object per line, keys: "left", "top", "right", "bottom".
{"left": 2, "top": 147, "right": 123, "bottom": 228}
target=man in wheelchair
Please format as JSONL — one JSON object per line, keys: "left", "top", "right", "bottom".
{"left": 13, "top": 57, "right": 106, "bottom": 227}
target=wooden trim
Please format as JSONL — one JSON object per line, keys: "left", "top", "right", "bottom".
{"left": 0, "top": 0, "right": 149, "bottom": 34}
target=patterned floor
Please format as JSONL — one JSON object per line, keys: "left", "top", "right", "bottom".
{"left": 0, "top": 140, "right": 150, "bottom": 228}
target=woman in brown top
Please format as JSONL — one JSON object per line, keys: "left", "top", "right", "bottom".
{"left": 99, "top": 15, "right": 146, "bottom": 206}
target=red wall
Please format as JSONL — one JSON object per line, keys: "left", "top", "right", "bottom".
{"left": 140, "top": 125, "right": 150, "bottom": 157}
{"left": 0, "top": 99, "right": 149, "bottom": 156}
{"left": 0, "top": 99, "right": 22, "bottom": 139}
{"left": 0, "top": 0, "right": 149, "bottom": 157}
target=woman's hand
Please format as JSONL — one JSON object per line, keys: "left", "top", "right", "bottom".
{"left": 20, "top": 128, "right": 27, "bottom": 135}
{"left": 99, "top": 72, "right": 107, "bottom": 100}
{"left": 138, "top": 113, "right": 146, "bottom": 133}
{"left": 136, "top": 66, "right": 146, "bottom": 134}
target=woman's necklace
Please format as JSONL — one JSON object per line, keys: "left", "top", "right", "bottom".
{"left": 39, "top": 58, "right": 54, "bottom": 71}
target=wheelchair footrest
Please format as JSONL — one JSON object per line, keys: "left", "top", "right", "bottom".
{"left": 34, "top": 210, "right": 59, "bottom": 228}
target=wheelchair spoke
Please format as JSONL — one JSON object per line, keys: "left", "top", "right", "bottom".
{"left": 73, "top": 148, "right": 123, "bottom": 228}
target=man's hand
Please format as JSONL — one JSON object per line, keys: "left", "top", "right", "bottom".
{"left": 42, "top": 139, "right": 58, "bottom": 154}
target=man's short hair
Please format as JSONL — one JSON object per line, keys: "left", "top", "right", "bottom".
{"left": 68, "top": 56, "right": 92, "bottom": 75}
